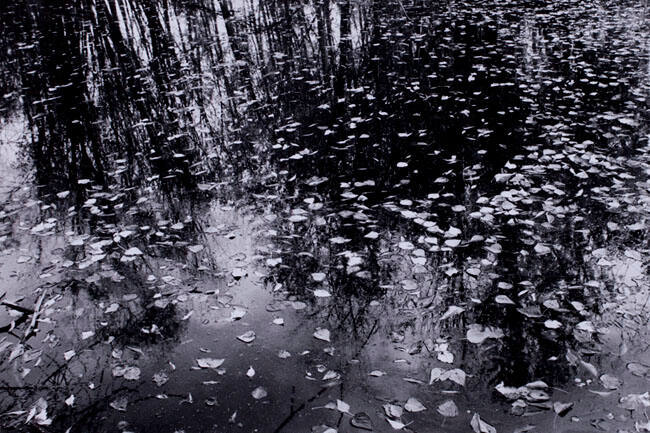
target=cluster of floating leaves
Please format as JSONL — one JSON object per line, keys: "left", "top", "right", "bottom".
{"left": 0, "top": 0, "right": 649, "bottom": 431}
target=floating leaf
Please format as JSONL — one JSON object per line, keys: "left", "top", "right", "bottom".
{"left": 580, "top": 360, "right": 598, "bottom": 377}
{"left": 383, "top": 403, "right": 403, "bottom": 419}
{"left": 313, "top": 328, "right": 331, "bottom": 342}
{"left": 124, "top": 247, "right": 143, "bottom": 256}
{"left": 619, "top": 392, "right": 650, "bottom": 410}
{"left": 350, "top": 412, "right": 372, "bottom": 430}
{"left": 495, "top": 295, "right": 515, "bottom": 305}
{"left": 553, "top": 401, "right": 573, "bottom": 416}
{"left": 437, "top": 400, "right": 459, "bottom": 417}
{"left": 251, "top": 386, "right": 268, "bottom": 400}
{"left": 110, "top": 397, "right": 128, "bottom": 412}
{"left": 336, "top": 399, "right": 351, "bottom": 414}
{"left": 230, "top": 307, "right": 247, "bottom": 320}
{"left": 544, "top": 320, "right": 562, "bottom": 329}
{"left": 470, "top": 413, "right": 496, "bottom": 433}
{"left": 467, "top": 324, "right": 504, "bottom": 344}
{"left": 197, "top": 358, "right": 225, "bottom": 369}
{"left": 440, "top": 305, "right": 465, "bottom": 320}
{"left": 237, "top": 331, "right": 256, "bottom": 343}
{"left": 600, "top": 374, "right": 621, "bottom": 390}
{"left": 153, "top": 372, "right": 169, "bottom": 387}
{"left": 123, "top": 366, "right": 141, "bottom": 381}
{"left": 188, "top": 244, "right": 204, "bottom": 253}
{"left": 386, "top": 418, "right": 407, "bottom": 430}
{"left": 627, "top": 362, "right": 649, "bottom": 377}
{"left": 404, "top": 397, "right": 426, "bottom": 413}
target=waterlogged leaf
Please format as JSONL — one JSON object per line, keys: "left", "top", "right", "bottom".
{"left": 619, "top": 392, "right": 650, "bottom": 410}
{"left": 495, "top": 295, "right": 515, "bottom": 305}
{"left": 336, "top": 399, "right": 351, "bottom": 414}
{"left": 313, "top": 328, "right": 331, "bottom": 342}
{"left": 350, "top": 412, "right": 372, "bottom": 430}
{"left": 404, "top": 397, "right": 426, "bottom": 413}
{"left": 467, "top": 324, "right": 504, "bottom": 344}
{"left": 533, "top": 243, "right": 551, "bottom": 255}
{"left": 429, "top": 367, "right": 445, "bottom": 384}
{"left": 544, "top": 320, "right": 562, "bottom": 329}
{"left": 231, "top": 267, "right": 247, "bottom": 279}
{"left": 188, "top": 244, "right": 204, "bottom": 253}
{"left": 251, "top": 386, "right": 268, "bottom": 400}
{"left": 110, "top": 397, "right": 128, "bottom": 412}
{"left": 627, "top": 362, "right": 649, "bottom": 377}
{"left": 123, "top": 366, "right": 141, "bottom": 381}
{"left": 237, "top": 330, "right": 256, "bottom": 343}
{"left": 197, "top": 358, "right": 225, "bottom": 369}
{"left": 470, "top": 413, "right": 496, "bottom": 433}
{"left": 153, "top": 371, "right": 169, "bottom": 387}
{"left": 383, "top": 403, "right": 403, "bottom": 419}
{"left": 437, "top": 351, "right": 454, "bottom": 364}
{"left": 312, "top": 425, "right": 337, "bottom": 433}
{"left": 386, "top": 418, "right": 407, "bottom": 430}
{"left": 580, "top": 360, "right": 598, "bottom": 377}
{"left": 230, "top": 307, "right": 247, "bottom": 320}
{"left": 444, "top": 369, "right": 467, "bottom": 386}
{"left": 553, "top": 401, "right": 573, "bottom": 416}
{"left": 26, "top": 397, "right": 51, "bottom": 426}
{"left": 600, "top": 374, "right": 621, "bottom": 390}
{"left": 437, "top": 400, "right": 459, "bottom": 417}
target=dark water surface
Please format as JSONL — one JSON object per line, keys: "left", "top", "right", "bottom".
{"left": 1, "top": 0, "right": 650, "bottom": 432}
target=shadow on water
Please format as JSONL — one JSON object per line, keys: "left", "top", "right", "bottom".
{"left": 1, "top": 0, "right": 650, "bottom": 431}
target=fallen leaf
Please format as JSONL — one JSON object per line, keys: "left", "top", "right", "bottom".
{"left": 600, "top": 374, "right": 621, "bottom": 390}
{"left": 437, "top": 400, "right": 458, "bottom": 417}
{"left": 404, "top": 397, "right": 426, "bottom": 413}
{"left": 553, "top": 401, "right": 573, "bottom": 416}
{"left": 237, "top": 330, "right": 256, "bottom": 343}
{"left": 350, "top": 412, "right": 372, "bottom": 430}
{"left": 467, "top": 324, "right": 504, "bottom": 344}
{"left": 197, "top": 358, "right": 225, "bottom": 369}
{"left": 470, "top": 413, "right": 496, "bottom": 433}
{"left": 336, "top": 399, "right": 351, "bottom": 414}
{"left": 313, "top": 328, "right": 331, "bottom": 342}
{"left": 251, "top": 386, "right": 268, "bottom": 400}
{"left": 386, "top": 418, "right": 407, "bottom": 430}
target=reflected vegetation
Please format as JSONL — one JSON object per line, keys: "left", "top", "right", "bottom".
{"left": 1, "top": 0, "right": 650, "bottom": 431}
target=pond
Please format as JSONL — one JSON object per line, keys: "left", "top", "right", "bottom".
{"left": 0, "top": 0, "right": 650, "bottom": 432}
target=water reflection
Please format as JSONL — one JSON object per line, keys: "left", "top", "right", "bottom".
{"left": 1, "top": 0, "right": 650, "bottom": 431}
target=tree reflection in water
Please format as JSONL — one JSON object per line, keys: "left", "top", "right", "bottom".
{"left": 0, "top": 0, "right": 649, "bottom": 431}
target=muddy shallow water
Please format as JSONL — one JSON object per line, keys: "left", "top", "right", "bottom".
{"left": 1, "top": 0, "right": 650, "bottom": 432}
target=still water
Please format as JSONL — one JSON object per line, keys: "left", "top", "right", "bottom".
{"left": 1, "top": 0, "right": 649, "bottom": 431}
